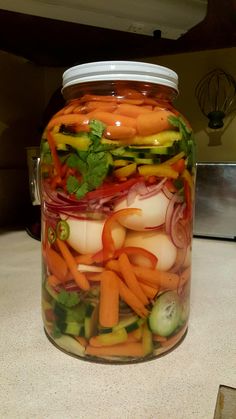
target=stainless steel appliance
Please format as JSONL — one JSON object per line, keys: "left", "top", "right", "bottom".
{"left": 194, "top": 162, "right": 236, "bottom": 240}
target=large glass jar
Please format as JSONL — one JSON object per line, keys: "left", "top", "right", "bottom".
{"left": 41, "top": 61, "right": 195, "bottom": 363}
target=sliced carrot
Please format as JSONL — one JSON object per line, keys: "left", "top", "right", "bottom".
{"left": 47, "top": 114, "right": 89, "bottom": 131}
{"left": 152, "top": 334, "right": 167, "bottom": 343}
{"left": 80, "top": 94, "right": 117, "bottom": 103}
{"left": 56, "top": 239, "right": 90, "bottom": 291}
{"left": 46, "top": 131, "right": 62, "bottom": 177}
{"left": 118, "top": 253, "right": 149, "bottom": 305}
{"left": 99, "top": 271, "right": 119, "bottom": 328}
{"left": 104, "top": 125, "right": 136, "bottom": 140}
{"left": 136, "top": 110, "right": 175, "bottom": 136}
{"left": 171, "top": 158, "right": 186, "bottom": 174}
{"left": 114, "top": 246, "right": 157, "bottom": 270}
{"left": 114, "top": 103, "right": 152, "bottom": 118}
{"left": 45, "top": 247, "right": 68, "bottom": 282}
{"left": 117, "top": 276, "right": 149, "bottom": 318}
{"left": 88, "top": 111, "right": 137, "bottom": 129}
{"left": 127, "top": 327, "right": 143, "bottom": 342}
{"left": 85, "top": 342, "right": 144, "bottom": 357}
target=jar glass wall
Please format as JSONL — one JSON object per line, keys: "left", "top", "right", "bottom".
{"left": 40, "top": 62, "right": 195, "bottom": 363}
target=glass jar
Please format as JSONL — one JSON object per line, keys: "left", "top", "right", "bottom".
{"left": 40, "top": 61, "right": 195, "bottom": 363}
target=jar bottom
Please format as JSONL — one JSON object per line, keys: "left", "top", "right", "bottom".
{"left": 44, "top": 325, "right": 188, "bottom": 365}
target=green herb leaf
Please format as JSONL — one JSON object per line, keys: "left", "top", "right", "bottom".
{"left": 57, "top": 290, "right": 80, "bottom": 308}
{"left": 89, "top": 119, "right": 106, "bottom": 138}
{"left": 66, "top": 175, "right": 80, "bottom": 194}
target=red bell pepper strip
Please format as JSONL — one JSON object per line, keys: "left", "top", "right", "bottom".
{"left": 92, "top": 208, "right": 142, "bottom": 262}
{"left": 183, "top": 180, "right": 192, "bottom": 220}
{"left": 85, "top": 178, "right": 141, "bottom": 200}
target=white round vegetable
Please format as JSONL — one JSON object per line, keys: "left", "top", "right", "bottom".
{"left": 114, "top": 191, "right": 169, "bottom": 231}
{"left": 66, "top": 218, "right": 126, "bottom": 254}
{"left": 124, "top": 230, "right": 177, "bottom": 271}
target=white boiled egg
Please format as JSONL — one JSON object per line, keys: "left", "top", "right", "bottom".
{"left": 114, "top": 191, "right": 169, "bottom": 231}
{"left": 124, "top": 230, "right": 177, "bottom": 271}
{"left": 66, "top": 218, "right": 126, "bottom": 254}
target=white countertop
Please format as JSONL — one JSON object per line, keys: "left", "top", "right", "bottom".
{"left": 0, "top": 230, "right": 236, "bottom": 419}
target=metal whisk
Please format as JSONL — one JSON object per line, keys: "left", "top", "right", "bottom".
{"left": 195, "top": 68, "right": 236, "bottom": 129}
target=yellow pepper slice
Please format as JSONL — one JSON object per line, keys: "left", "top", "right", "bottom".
{"left": 53, "top": 132, "right": 91, "bottom": 151}
{"left": 130, "top": 130, "right": 182, "bottom": 146}
{"left": 182, "top": 168, "right": 194, "bottom": 190}
{"left": 114, "top": 163, "right": 137, "bottom": 178}
{"left": 162, "top": 151, "right": 185, "bottom": 166}
{"left": 138, "top": 164, "right": 179, "bottom": 179}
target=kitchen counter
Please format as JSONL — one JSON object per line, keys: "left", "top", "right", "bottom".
{"left": 0, "top": 230, "right": 235, "bottom": 419}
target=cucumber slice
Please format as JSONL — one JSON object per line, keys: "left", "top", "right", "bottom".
{"left": 149, "top": 291, "right": 181, "bottom": 337}
{"left": 142, "top": 323, "right": 153, "bottom": 356}
{"left": 149, "top": 145, "right": 175, "bottom": 155}
{"left": 134, "top": 157, "right": 154, "bottom": 165}
{"left": 64, "top": 321, "right": 84, "bottom": 336}
{"left": 54, "top": 335, "right": 85, "bottom": 356}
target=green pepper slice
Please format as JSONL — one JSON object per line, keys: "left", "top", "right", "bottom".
{"left": 56, "top": 220, "right": 70, "bottom": 241}
{"left": 47, "top": 226, "right": 56, "bottom": 244}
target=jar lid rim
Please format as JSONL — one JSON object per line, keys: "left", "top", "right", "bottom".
{"left": 62, "top": 61, "right": 178, "bottom": 92}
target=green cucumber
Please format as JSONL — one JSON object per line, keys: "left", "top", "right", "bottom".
{"left": 63, "top": 321, "right": 84, "bottom": 336}
{"left": 134, "top": 157, "right": 155, "bottom": 165}
{"left": 99, "top": 315, "right": 142, "bottom": 334}
{"left": 149, "top": 145, "right": 175, "bottom": 155}
{"left": 93, "top": 328, "right": 128, "bottom": 346}
{"left": 142, "top": 323, "right": 153, "bottom": 356}
{"left": 84, "top": 303, "right": 99, "bottom": 339}
{"left": 149, "top": 291, "right": 181, "bottom": 337}
{"left": 54, "top": 335, "right": 85, "bottom": 356}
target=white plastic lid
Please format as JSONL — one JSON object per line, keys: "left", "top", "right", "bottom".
{"left": 62, "top": 61, "right": 178, "bottom": 92}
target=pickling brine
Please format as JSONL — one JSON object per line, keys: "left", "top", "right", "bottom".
{"left": 41, "top": 61, "right": 195, "bottom": 363}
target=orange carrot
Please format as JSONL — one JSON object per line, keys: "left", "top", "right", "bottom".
{"left": 75, "top": 336, "right": 88, "bottom": 348}
{"left": 45, "top": 247, "right": 68, "bottom": 282}
{"left": 127, "top": 328, "right": 143, "bottom": 342}
{"left": 160, "top": 325, "right": 187, "bottom": 348}
{"left": 84, "top": 101, "right": 118, "bottom": 113}
{"left": 171, "top": 158, "right": 186, "bottom": 174}
{"left": 74, "top": 254, "right": 94, "bottom": 265}
{"left": 114, "top": 103, "right": 152, "bottom": 118}
{"left": 80, "top": 94, "right": 117, "bottom": 103}
{"left": 47, "top": 114, "right": 89, "bottom": 131}
{"left": 118, "top": 253, "right": 149, "bottom": 305}
{"left": 99, "top": 271, "right": 119, "bottom": 328}
{"left": 152, "top": 334, "right": 167, "bottom": 343}
{"left": 47, "top": 274, "right": 61, "bottom": 287}
{"left": 139, "top": 282, "right": 158, "bottom": 300}
{"left": 132, "top": 266, "right": 180, "bottom": 290}
{"left": 104, "top": 125, "right": 136, "bottom": 140}
{"left": 116, "top": 88, "right": 144, "bottom": 101}
{"left": 85, "top": 342, "right": 144, "bottom": 357}
{"left": 117, "top": 276, "right": 149, "bottom": 318}
{"left": 136, "top": 110, "right": 175, "bottom": 136}
{"left": 46, "top": 131, "right": 62, "bottom": 177}
{"left": 56, "top": 239, "right": 90, "bottom": 291}
{"left": 114, "top": 246, "right": 157, "bottom": 270}
{"left": 88, "top": 111, "right": 137, "bottom": 129}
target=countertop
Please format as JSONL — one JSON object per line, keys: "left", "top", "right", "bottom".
{"left": 0, "top": 230, "right": 235, "bottom": 419}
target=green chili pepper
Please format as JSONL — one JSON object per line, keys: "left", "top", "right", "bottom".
{"left": 56, "top": 220, "right": 70, "bottom": 241}
{"left": 47, "top": 226, "right": 56, "bottom": 244}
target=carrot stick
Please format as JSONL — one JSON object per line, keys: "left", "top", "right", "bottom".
{"left": 152, "top": 334, "right": 167, "bottom": 343}
{"left": 114, "top": 103, "right": 152, "bottom": 118}
{"left": 127, "top": 328, "right": 143, "bottom": 342}
{"left": 118, "top": 253, "right": 149, "bottom": 305}
{"left": 117, "top": 276, "right": 149, "bottom": 318}
{"left": 139, "top": 282, "right": 158, "bottom": 300}
{"left": 104, "top": 125, "right": 136, "bottom": 140}
{"left": 47, "top": 274, "right": 61, "bottom": 287}
{"left": 160, "top": 325, "right": 187, "bottom": 348}
{"left": 56, "top": 239, "right": 90, "bottom": 291}
{"left": 114, "top": 246, "right": 157, "bottom": 269}
{"left": 74, "top": 254, "right": 94, "bottom": 265}
{"left": 85, "top": 342, "right": 144, "bottom": 357}
{"left": 136, "top": 110, "right": 175, "bottom": 136}
{"left": 98, "top": 271, "right": 119, "bottom": 328}
{"left": 80, "top": 94, "right": 117, "bottom": 103}
{"left": 132, "top": 266, "right": 180, "bottom": 290}
{"left": 88, "top": 111, "right": 137, "bottom": 129}
{"left": 47, "top": 114, "right": 89, "bottom": 131}
{"left": 46, "top": 131, "right": 62, "bottom": 177}
{"left": 84, "top": 101, "right": 118, "bottom": 112}
{"left": 45, "top": 247, "right": 68, "bottom": 282}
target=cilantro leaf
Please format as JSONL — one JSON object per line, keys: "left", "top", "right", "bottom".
{"left": 66, "top": 175, "right": 80, "bottom": 194}
{"left": 57, "top": 290, "right": 80, "bottom": 308}
{"left": 168, "top": 115, "right": 196, "bottom": 167}
{"left": 89, "top": 119, "right": 106, "bottom": 138}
